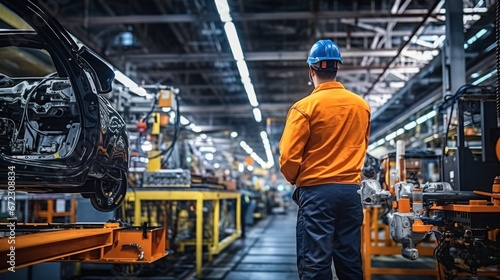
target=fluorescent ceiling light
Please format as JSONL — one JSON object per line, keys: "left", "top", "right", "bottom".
{"left": 396, "top": 128, "right": 405, "bottom": 136}
{"left": 113, "top": 70, "right": 147, "bottom": 96}
{"left": 416, "top": 115, "right": 428, "bottom": 124}
{"left": 472, "top": 69, "right": 496, "bottom": 85}
{"left": 192, "top": 125, "right": 202, "bottom": 133}
{"left": 199, "top": 146, "right": 216, "bottom": 153}
{"left": 389, "top": 82, "right": 405, "bottom": 88}
{"left": 205, "top": 153, "right": 214, "bottom": 161}
{"left": 237, "top": 60, "right": 250, "bottom": 78}
{"left": 224, "top": 22, "right": 244, "bottom": 61}
{"left": 425, "top": 110, "right": 437, "bottom": 119}
{"left": 253, "top": 108, "right": 262, "bottom": 122}
{"left": 180, "top": 116, "right": 190, "bottom": 125}
{"left": 385, "top": 131, "right": 397, "bottom": 141}
{"left": 215, "top": 0, "right": 268, "bottom": 168}
{"left": 260, "top": 131, "right": 268, "bottom": 140}
{"left": 432, "top": 35, "right": 445, "bottom": 48}
{"left": 230, "top": 131, "right": 238, "bottom": 138}
{"left": 471, "top": 72, "right": 481, "bottom": 79}
{"left": 241, "top": 76, "right": 251, "bottom": 84}
{"left": 244, "top": 83, "right": 259, "bottom": 107}
{"left": 214, "top": 0, "right": 232, "bottom": 22}
{"left": 377, "top": 139, "right": 385, "bottom": 145}
{"left": 404, "top": 121, "right": 417, "bottom": 130}
{"left": 240, "top": 141, "right": 253, "bottom": 154}
{"left": 214, "top": 163, "right": 220, "bottom": 169}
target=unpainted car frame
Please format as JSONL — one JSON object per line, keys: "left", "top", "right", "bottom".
{"left": 0, "top": 0, "right": 129, "bottom": 211}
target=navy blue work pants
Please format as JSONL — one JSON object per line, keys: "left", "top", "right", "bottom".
{"left": 292, "top": 184, "right": 363, "bottom": 280}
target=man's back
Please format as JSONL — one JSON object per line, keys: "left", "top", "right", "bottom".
{"left": 279, "top": 81, "right": 370, "bottom": 187}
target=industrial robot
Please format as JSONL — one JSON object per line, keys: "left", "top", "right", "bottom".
{"left": 360, "top": 85, "right": 500, "bottom": 279}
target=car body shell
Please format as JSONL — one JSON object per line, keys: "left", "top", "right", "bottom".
{"left": 0, "top": 0, "right": 129, "bottom": 210}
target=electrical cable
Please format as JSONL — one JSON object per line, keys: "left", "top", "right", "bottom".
{"left": 17, "top": 75, "right": 60, "bottom": 139}
{"left": 136, "top": 89, "right": 159, "bottom": 152}
{"left": 148, "top": 91, "right": 182, "bottom": 164}
{"left": 440, "top": 84, "right": 478, "bottom": 159}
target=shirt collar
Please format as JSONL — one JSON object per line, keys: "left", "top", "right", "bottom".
{"left": 311, "top": 81, "right": 344, "bottom": 95}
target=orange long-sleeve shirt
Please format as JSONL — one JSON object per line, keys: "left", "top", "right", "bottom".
{"left": 279, "top": 81, "right": 371, "bottom": 187}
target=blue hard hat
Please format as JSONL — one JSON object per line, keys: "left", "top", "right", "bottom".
{"left": 306, "top": 39, "right": 343, "bottom": 65}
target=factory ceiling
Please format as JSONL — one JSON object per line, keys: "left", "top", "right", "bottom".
{"left": 4, "top": 0, "right": 496, "bottom": 168}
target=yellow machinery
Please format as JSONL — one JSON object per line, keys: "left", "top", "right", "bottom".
{"left": 122, "top": 188, "right": 241, "bottom": 278}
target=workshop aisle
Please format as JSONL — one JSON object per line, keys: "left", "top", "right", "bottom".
{"left": 194, "top": 204, "right": 440, "bottom": 280}
{"left": 195, "top": 206, "right": 298, "bottom": 280}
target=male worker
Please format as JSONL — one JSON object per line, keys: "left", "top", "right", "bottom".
{"left": 279, "top": 39, "right": 371, "bottom": 280}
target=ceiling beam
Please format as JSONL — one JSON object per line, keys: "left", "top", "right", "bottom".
{"left": 180, "top": 103, "right": 291, "bottom": 114}
{"left": 59, "top": 10, "right": 451, "bottom": 26}
{"left": 113, "top": 49, "right": 406, "bottom": 63}
{"left": 146, "top": 66, "right": 421, "bottom": 76}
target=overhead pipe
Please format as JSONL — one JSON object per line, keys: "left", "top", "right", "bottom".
{"left": 363, "top": 0, "right": 441, "bottom": 98}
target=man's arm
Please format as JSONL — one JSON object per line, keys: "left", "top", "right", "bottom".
{"left": 279, "top": 108, "right": 310, "bottom": 185}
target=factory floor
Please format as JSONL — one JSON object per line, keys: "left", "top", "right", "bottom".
{"left": 187, "top": 204, "right": 441, "bottom": 280}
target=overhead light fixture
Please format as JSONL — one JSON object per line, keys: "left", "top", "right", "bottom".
{"left": 216, "top": 0, "right": 270, "bottom": 167}
{"left": 472, "top": 69, "right": 496, "bottom": 85}
{"left": 180, "top": 116, "right": 190, "bottom": 125}
{"left": 404, "top": 121, "right": 417, "bottom": 130}
{"left": 192, "top": 125, "right": 202, "bottom": 133}
{"left": 464, "top": 28, "right": 488, "bottom": 49}
{"left": 239, "top": 141, "right": 253, "bottom": 154}
{"left": 425, "top": 110, "right": 437, "bottom": 119}
{"left": 416, "top": 115, "right": 428, "bottom": 124}
{"left": 205, "top": 153, "right": 214, "bottom": 161}
{"left": 260, "top": 131, "right": 268, "bottom": 140}
{"left": 237, "top": 60, "right": 250, "bottom": 78}
{"left": 214, "top": 0, "right": 231, "bottom": 22}
{"left": 230, "top": 131, "right": 238, "bottom": 138}
{"left": 385, "top": 131, "right": 397, "bottom": 141}
{"left": 113, "top": 70, "right": 147, "bottom": 96}
{"left": 250, "top": 152, "right": 267, "bottom": 168}
{"left": 471, "top": 72, "right": 481, "bottom": 79}
{"left": 389, "top": 82, "right": 405, "bottom": 88}
{"left": 253, "top": 108, "right": 262, "bottom": 122}
{"left": 199, "top": 146, "right": 216, "bottom": 153}
{"left": 243, "top": 81, "right": 259, "bottom": 107}
{"left": 260, "top": 131, "right": 274, "bottom": 168}
{"left": 224, "top": 22, "right": 244, "bottom": 61}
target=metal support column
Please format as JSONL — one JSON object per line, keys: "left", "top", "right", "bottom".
{"left": 442, "top": 0, "right": 465, "bottom": 97}
{"left": 196, "top": 195, "right": 203, "bottom": 277}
